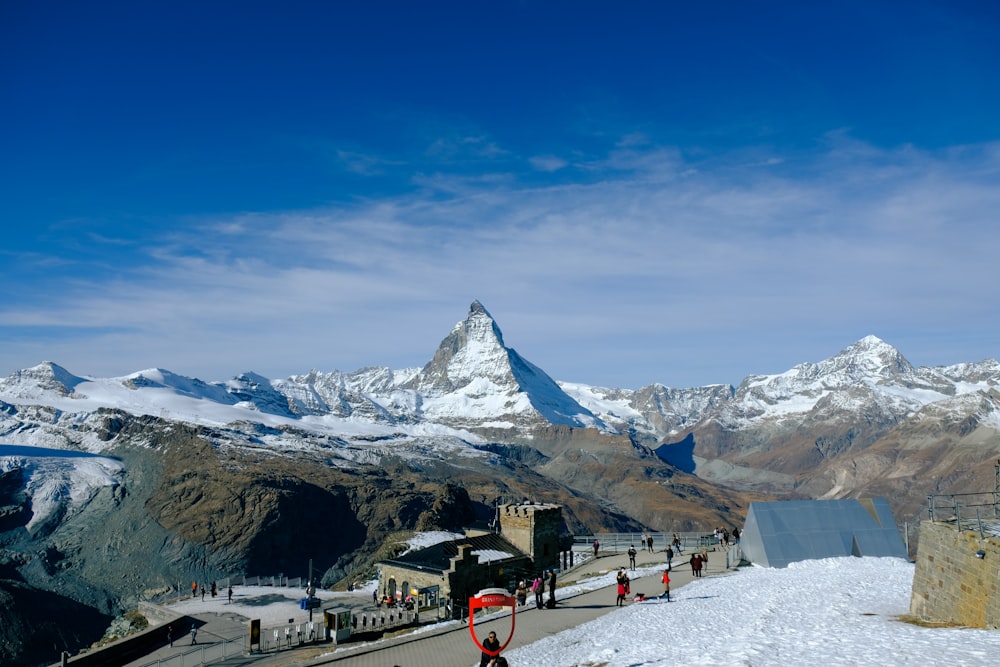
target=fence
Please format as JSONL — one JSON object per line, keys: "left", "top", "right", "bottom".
{"left": 574, "top": 532, "right": 718, "bottom": 554}
{"left": 927, "top": 491, "right": 1000, "bottom": 539}
{"left": 132, "top": 635, "right": 245, "bottom": 667}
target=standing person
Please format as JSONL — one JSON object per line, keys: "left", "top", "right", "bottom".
{"left": 627, "top": 545, "right": 637, "bottom": 570}
{"left": 647, "top": 534, "right": 655, "bottom": 553}
{"left": 615, "top": 568, "right": 628, "bottom": 606}
{"left": 690, "top": 553, "right": 698, "bottom": 576}
{"left": 515, "top": 580, "right": 528, "bottom": 607}
{"left": 733, "top": 527, "right": 740, "bottom": 544}
{"left": 672, "top": 533, "right": 683, "bottom": 554}
{"left": 547, "top": 569, "right": 557, "bottom": 607}
{"left": 480, "top": 630, "right": 501, "bottom": 667}
{"left": 532, "top": 574, "right": 544, "bottom": 609}
{"left": 190, "top": 624, "right": 198, "bottom": 645}
{"left": 661, "top": 568, "right": 671, "bottom": 601}
{"left": 167, "top": 625, "right": 173, "bottom": 648}
{"left": 201, "top": 585, "right": 206, "bottom": 601}
{"left": 592, "top": 539, "right": 600, "bottom": 557}
{"left": 227, "top": 586, "right": 233, "bottom": 603}
{"left": 701, "top": 548, "right": 709, "bottom": 574}
{"left": 191, "top": 581, "right": 197, "bottom": 598}
{"left": 665, "top": 546, "right": 674, "bottom": 569}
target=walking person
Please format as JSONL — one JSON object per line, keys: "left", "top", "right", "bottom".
{"left": 627, "top": 544, "right": 637, "bottom": 570}
{"left": 592, "top": 539, "right": 600, "bottom": 557}
{"left": 665, "top": 545, "right": 674, "bottom": 569}
{"left": 167, "top": 625, "right": 173, "bottom": 648}
{"left": 547, "top": 569, "right": 557, "bottom": 607}
{"left": 672, "top": 533, "right": 683, "bottom": 554}
{"left": 661, "top": 568, "right": 671, "bottom": 602}
{"left": 190, "top": 624, "right": 198, "bottom": 645}
{"left": 228, "top": 586, "right": 233, "bottom": 603}
{"left": 647, "top": 534, "right": 655, "bottom": 553}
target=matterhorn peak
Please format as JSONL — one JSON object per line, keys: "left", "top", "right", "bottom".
{"left": 406, "top": 301, "right": 512, "bottom": 392}
{"left": 404, "top": 302, "right": 605, "bottom": 430}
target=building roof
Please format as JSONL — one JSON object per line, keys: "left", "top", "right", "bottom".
{"left": 381, "top": 532, "right": 527, "bottom": 574}
{"left": 740, "top": 498, "right": 908, "bottom": 568}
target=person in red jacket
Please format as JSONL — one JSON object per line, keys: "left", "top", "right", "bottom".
{"left": 661, "top": 568, "right": 671, "bottom": 601}
{"left": 615, "top": 568, "right": 629, "bottom": 606}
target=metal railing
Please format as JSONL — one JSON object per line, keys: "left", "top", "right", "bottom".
{"left": 134, "top": 634, "right": 245, "bottom": 667}
{"left": 574, "top": 532, "right": 718, "bottom": 554}
{"left": 927, "top": 491, "right": 1000, "bottom": 539}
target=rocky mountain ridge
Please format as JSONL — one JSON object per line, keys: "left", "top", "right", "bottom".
{"left": 1, "top": 301, "right": 999, "bottom": 665}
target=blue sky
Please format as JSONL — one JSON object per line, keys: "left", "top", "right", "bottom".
{"left": 2, "top": 1, "right": 999, "bottom": 389}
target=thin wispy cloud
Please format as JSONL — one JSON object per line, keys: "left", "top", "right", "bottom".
{"left": 2, "top": 137, "right": 997, "bottom": 387}
{"left": 4, "top": 2, "right": 997, "bottom": 385}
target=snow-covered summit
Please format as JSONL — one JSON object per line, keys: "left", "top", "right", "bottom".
{"left": 404, "top": 301, "right": 607, "bottom": 430}
{"left": 0, "top": 361, "right": 88, "bottom": 399}
{"left": 1, "top": 311, "right": 998, "bottom": 445}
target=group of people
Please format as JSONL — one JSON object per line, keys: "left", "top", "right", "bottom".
{"left": 536, "top": 569, "right": 558, "bottom": 608}
{"left": 713, "top": 526, "right": 739, "bottom": 548}
{"left": 189, "top": 580, "right": 232, "bottom": 603}
{"left": 373, "top": 593, "right": 415, "bottom": 610}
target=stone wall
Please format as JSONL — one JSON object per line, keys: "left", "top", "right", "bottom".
{"left": 378, "top": 563, "right": 447, "bottom": 602}
{"left": 910, "top": 521, "right": 1000, "bottom": 628}
{"left": 500, "top": 503, "right": 561, "bottom": 570}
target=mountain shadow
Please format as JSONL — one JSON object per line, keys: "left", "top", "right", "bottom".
{"left": 654, "top": 433, "right": 697, "bottom": 474}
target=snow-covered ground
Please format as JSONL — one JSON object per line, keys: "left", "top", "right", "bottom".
{"left": 505, "top": 557, "right": 1000, "bottom": 667}
{"left": 163, "top": 556, "right": 1000, "bottom": 666}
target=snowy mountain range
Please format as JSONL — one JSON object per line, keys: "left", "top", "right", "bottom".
{"left": 3, "top": 299, "right": 1000, "bottom": 665}
{"left": 3, "top": 300, "right": 1000, "bottom": 533}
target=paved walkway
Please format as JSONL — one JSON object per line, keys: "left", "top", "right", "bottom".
{"left": 119, "top": 543, "right": 733, "bottom": 667}
{"left": 240, "top": 544, "right": 730, "bottom": 667}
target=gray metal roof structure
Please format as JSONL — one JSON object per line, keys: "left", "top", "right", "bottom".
{"left": 740, "top": 498, "right": 907, "bottom": 568}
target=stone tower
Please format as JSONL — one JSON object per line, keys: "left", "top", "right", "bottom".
{"left": 499, "top": 502, "right": 562, "bottom": 570}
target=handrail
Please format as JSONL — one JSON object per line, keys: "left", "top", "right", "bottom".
{"left": 927, "top": 490, "right": 1000, "bottom": 539}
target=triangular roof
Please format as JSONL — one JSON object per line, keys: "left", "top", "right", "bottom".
{"left": 740, "top": 498, "right": 907, "bottom": 567}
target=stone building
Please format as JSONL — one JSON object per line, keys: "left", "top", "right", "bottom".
{"left": 497, "top": 501, "right": 563, "bottom": 571}
{"left": 377, "top": 502, "right": 565, "bottom": 614}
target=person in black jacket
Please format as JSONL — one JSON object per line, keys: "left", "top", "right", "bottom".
{"left": 480, "top": 631, "right": 501, "bottom": 667}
